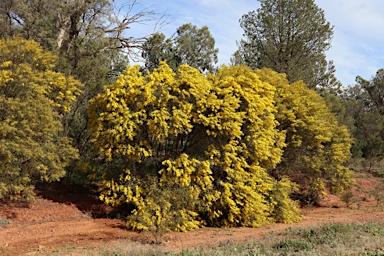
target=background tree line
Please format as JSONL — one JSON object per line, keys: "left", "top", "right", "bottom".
{"left": 0, "top": 0, "right": 382, "bottom": 230}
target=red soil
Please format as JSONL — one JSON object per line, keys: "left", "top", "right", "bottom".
{"left": 0, "top": 173, "right": 383, "bottom": 255}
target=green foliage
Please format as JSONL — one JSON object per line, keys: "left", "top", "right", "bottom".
{"left": 256, "top": 68, "right": 354, "bottom": 203}
{"left": 340, "top": 190, "right": 354, "bottom": 207}
{"left": 0, "top": 37, "right": 80, "bottom": 200}
{"left": 234, "top": 0, "right": 340, "bottom": 91}
{"left": 342, "top": 69, "right": 384, "bottom": 171}
{"left": 142, "top": 23, "right": 218, "bottom": 73}
{"left": 0, "top": 0, "right": 58, "bottom": 43}
{"left": 90, "top": 63, "right": 302, "bottom": 230}
{"left": 141, "top": 33, "right": 177, "bottom": 73}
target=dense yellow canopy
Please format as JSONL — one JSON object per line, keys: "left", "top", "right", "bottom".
{"left": 0, "top": 37, "right": 81, "bottom": 200}
{"left": 90, "top": 63, "right": 303, "bottom": 231}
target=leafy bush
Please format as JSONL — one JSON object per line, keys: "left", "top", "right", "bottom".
{"left": 367, "top": 183, "right": 384, "bottom": 207}
{"left": 340, "top": 190, "right": 354, "bottom": 207}
{"left": 0, "top": 218, "right": 12, "bottom": 226}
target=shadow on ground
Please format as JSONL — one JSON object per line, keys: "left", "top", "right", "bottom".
{"left": 35, "top": 182, "right": 126, "bottom": 219}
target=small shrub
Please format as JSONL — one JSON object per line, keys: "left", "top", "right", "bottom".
{"left": 341, "top": 190, "right": 354, "bottom": 207}
{"left": 0, "top": 218, "right": 12, "bottom": 226}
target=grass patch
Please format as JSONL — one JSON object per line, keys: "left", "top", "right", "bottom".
{"left": 175, "top": 222, "right": 384, "bottom": 256}
{"left": 103, "top": 222, "right": 383, "bottom": 256}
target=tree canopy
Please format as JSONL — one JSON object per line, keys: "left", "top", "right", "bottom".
{"left": 142, "top": 23, "right": 218, "bottom": 73}
{"left": 342, "top": 69, "right": 384, "bottom": 169}
{"left": 233, "top": 0, "right": 340, "bottom": 91}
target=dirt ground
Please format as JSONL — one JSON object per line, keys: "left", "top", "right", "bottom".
{"left": 0, "top": 174, "right": 383, "bottom": 255}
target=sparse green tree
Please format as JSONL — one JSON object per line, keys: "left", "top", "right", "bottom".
{"left": 356, "top": 69, "right": 384, "bottom": 115}
{"left": 141, "top": 33, "right": 179, "bottom": 72}
{"left": 142, "top": 23, "right": 218, "bottom": 73}
{"left": 173, "top": 23, "right": 218, "bottom": 73}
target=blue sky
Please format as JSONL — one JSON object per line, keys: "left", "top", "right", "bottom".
{"left": 124, "top": 0, "right": 384, "bottom": 87}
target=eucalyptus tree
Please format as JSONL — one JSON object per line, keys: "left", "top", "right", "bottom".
{"left": 142, "top": 23, "right": 218, "bottom": 73}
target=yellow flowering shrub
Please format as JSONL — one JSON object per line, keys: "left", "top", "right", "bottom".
{"left": 0, "top": 37, "right": 82, "bottom": 113}
{"left": 0, "top": 37, "right": 81, "bottom": 200}
{"left": 90, "top": 63, "right": 302, "bottom": 231}
{"left": 255, "top": 68, "right": 354, "bottom": 204}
